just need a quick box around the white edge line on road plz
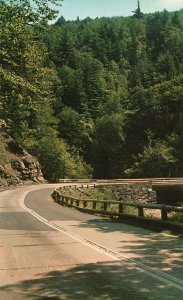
[20,188,183,292]
[19,189,119,262]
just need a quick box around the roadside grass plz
[168,212,183,224]
[144,209,161,220]
[0,138,9,165]
[59,187,118,201]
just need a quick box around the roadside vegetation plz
[1,1,183,182]
[59,186,118,201]
[0,143,8,165]
[169,212,183,224]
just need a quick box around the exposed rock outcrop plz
[0,129,44,188]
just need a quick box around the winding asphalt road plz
[0,184,183,299]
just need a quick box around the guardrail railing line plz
[52,185,183,227]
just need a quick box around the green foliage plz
[132,1,144,19]
[0,0,62,136]
[2,2,183,180]
[58,107,93,161]
[92,113,126,178]
[60,186,118,201]
[0,143,9,165]
[35,135,92,182]
[125,139,177,178]
[0,130,10,165]
[169,212,183,224]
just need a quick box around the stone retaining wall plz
[97,183,156,203]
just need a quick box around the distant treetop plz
[132,1,144,19]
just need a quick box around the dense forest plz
[1,0,183,181]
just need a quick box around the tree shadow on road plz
[1,261,182,300]
[69,218,183,279]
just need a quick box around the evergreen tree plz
[132,1,144,19]
[2,2,183,180]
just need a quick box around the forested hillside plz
[1,0,183,181]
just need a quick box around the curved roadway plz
[0,184,183,299]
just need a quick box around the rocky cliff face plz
[0,129,44,188]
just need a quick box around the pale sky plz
[60,0,183,21]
